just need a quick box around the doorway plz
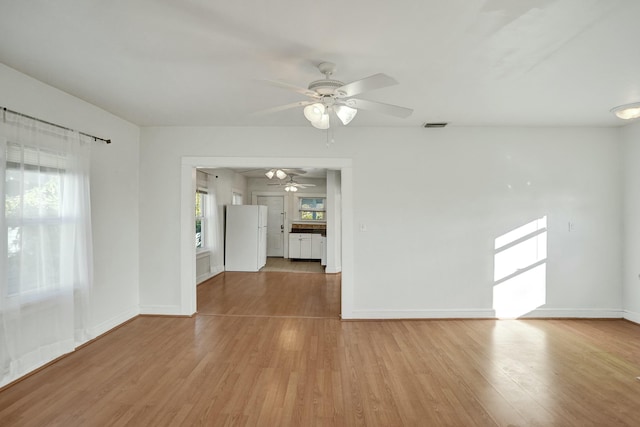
[256,195,285,257]
[180,156,354,318]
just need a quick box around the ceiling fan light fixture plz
[304,103,325,122]
[611,102,640,120]
[311,112,330,130]
[265,168,288,179]
[335,105,357,125]
[284,184,298,192]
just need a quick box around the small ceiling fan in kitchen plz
[268,175,316,192]
[235,168,308,179]
[259,62,413,129]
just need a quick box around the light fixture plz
[334,105,357,125]
[304,103,325,122]
[284,184,298,192]
[303,101,357,129]
[310,111,330,130]
[265,169,287,179]
[611,102,640,120]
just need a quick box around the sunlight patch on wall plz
[493,216,547,318]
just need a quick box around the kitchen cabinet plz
[289,233,323,259]
[311,234,323,259]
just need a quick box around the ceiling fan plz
[260,62,413,129]
[268,175,316,192]
[236,168,307,179]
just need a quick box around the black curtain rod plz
[2,106,111,144]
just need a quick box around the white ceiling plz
[1,0,639,128]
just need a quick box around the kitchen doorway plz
[180,156,354,318]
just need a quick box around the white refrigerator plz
[225,205,268,272]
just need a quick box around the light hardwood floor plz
[2,272,640,426]
[197,270,340,318]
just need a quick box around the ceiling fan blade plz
[336,73,398,98]
[296,183,316,188]
[252,100,314,116]
[346,98,413,118]
[260,79,320,98]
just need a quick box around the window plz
[1,113,94,389]
[232,191,243,205]
[195,190,206,248]
[6,143,67,296]
[299,197,326,221]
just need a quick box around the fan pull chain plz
[325,126,335,147]
[325,111,336,148]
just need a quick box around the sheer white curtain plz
[0,111,93,387]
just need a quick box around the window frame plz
[297,195,327,222]
[4,141,70,299]
[195,189,207,249]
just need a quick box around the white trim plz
[349,309,496,319]
[180,164,197,315]
[87,306,139,339]
[196,272,214,284]
[181,157,354,318]
[340,166,354,317]
[139,305,184,316]
[196,250,211,259]
[348,308,624,320]
[519,308,623,319]
[294,192,327,222]
[251,190,288,205]
[197,266,224,285]
[623,310,640,324]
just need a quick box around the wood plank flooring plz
[2,272,640,426]
[197,271,340,318]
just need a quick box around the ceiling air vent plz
[423,122,448,128]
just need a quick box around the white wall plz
[326,170,342,273]
[140,125,622,319]
[0,63,140,336]
[621,121,640,323]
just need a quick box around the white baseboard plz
[197,266,223,284]
[325,265,342,274]
[347,308,624,320]
[349,309,495,319]
[624,310,640,324]
[519,308,623,319]
[139,305,184,316]
[88,306,139,339]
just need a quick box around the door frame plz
[254,192,287,258]
[180,156,354,318]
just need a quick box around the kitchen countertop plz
[291,223,326,236]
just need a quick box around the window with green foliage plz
[299,197,326,221]
[195,190,206,248]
